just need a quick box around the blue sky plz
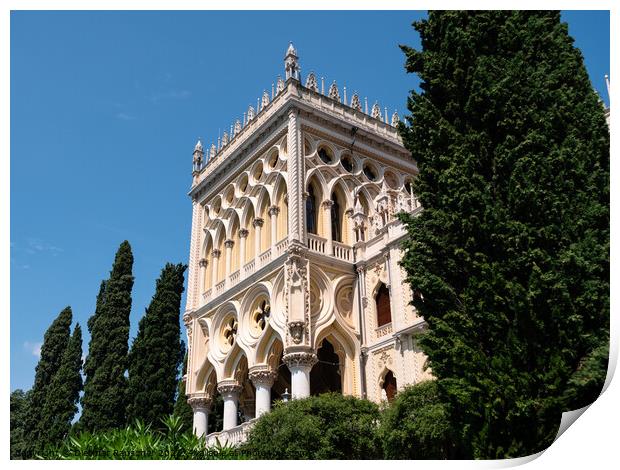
[10,10,610,392]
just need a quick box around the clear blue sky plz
[10,10,610,392]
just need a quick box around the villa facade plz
[182,43,432,444]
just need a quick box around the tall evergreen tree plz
[126,263,187,426]
[172,347,194,432]
[40,324,83,446]
[398,11,609,458]
[22,306,72,456]
[10,389,30,459]
[81,241,134,432]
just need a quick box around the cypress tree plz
[10,389,29,459]
[398,11,609,458]
[40,324,83,446]
[81,241,134,432]
[126,262,187,426]
[22,306,72,456]
[172,348,195,432]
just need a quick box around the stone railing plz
[376,322,393,338]
[229,269,241,287]
[205,419,256,448]
[243,259,256,277]
[307,233,326,254]
[259,249,272,266]
[215,280,226,297]
[274,237,289,257]
[202,288,212,303]
[333,241,353,262]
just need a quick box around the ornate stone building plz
[183,43,432,444]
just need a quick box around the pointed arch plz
[274,175,288,241]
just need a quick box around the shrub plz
[242,393,382,459]
[37,415,242,460]
[380,381,454,459]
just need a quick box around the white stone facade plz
[183,43,431,441]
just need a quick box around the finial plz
[328,81,340,102]
[285,42,300,80]
[350,93,362,111]
[343,86,347,105]
[605,74,610,101]
[276,75,285,94]
[364,97,369,114]
[272,82,275,99]
[194,138,203,153]
[371,102,382,120]
[262,90,270,109]
[305,72,318,92]
[384,107,388,123]
[391,110,400,127]
[243,112,247,126]
[321,77,325,95]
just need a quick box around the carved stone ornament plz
[288,320,306,344]
[371,102,382,120]
[305,72,319,92]
[187,395,212,411]
[252,217,264,228]
[217,380,242,396]
[248,366,277,387]
[321,199,334,210]
[239,228,249,238]
[268,205,280,216]
[328,81,340,102]
[276,75,285,94]
[224,239,235,249]
[350,93,362,111]
[182,312,192,326]
[199,258,209,268]
[212,249,222,258]
[283,351,318,369]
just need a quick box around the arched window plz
[382,371,397,402]
[376,283,391,326]
[331,192,342,242]
[306,185,317,234]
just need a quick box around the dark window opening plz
[306,185,317,234]
[383,371,397,402]
[331,193,342,242]
[310,340,342,395]
[318,148,332,164]
[376,283,392,327]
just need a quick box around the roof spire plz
[285,41,300,81]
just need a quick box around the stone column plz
[287,109,304,244]
[224,239,234,286]
[239,228,249,278]
[253,218,264,265]
[198,258,208,296]
[249,366,277,417]
[218,380,242,431]
[283,351,318,399]
[188,395,212,438]
[211,249,221,289]
[322,200,334,255]
[269,205,280,253]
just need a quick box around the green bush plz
[37,415,242,460]
[242,393,382,459]
[380,381,454,459]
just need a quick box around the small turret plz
[192,139,204,174]
[284,41,300,81]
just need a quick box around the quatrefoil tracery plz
[223,317,238,347]
[252,300,271,331]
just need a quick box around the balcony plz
[307,233,326,254]
[205,419,256,448]
[307,233,353,262]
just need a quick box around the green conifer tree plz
[126,263,187,427]
[398,11,609,458]
[81,241,134,432]
[10,389,30,459]
[40,324,83,446]
[22,306,72,456]
[172,348,194,432]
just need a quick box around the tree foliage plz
[23,306,73,456]
[242,393,382,459]
[398,11,609,458]
[127,262,187,427]
[11,389,30,459]
[81,241,135,432]
[40,324,83,446]
[172,348,195,433]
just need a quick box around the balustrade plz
[307,233,326,254]
[205,419,256,448]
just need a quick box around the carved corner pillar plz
[284,241,311,348]
[282,350,318,399]
[187,393,212,437]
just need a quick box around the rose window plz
[252,300,271,331]
[223,318,238,347]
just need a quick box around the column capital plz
[212,249,222,258]
[187,393,212,411]
[239,228,249,238]
[199,258,209,268]
[217,379,242,396]
[224,239,235,249]
[249,365,277,387]
[252,217,264,228]
[283,350,318,369]
[268,205,280,216]
[321,199,334,209]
